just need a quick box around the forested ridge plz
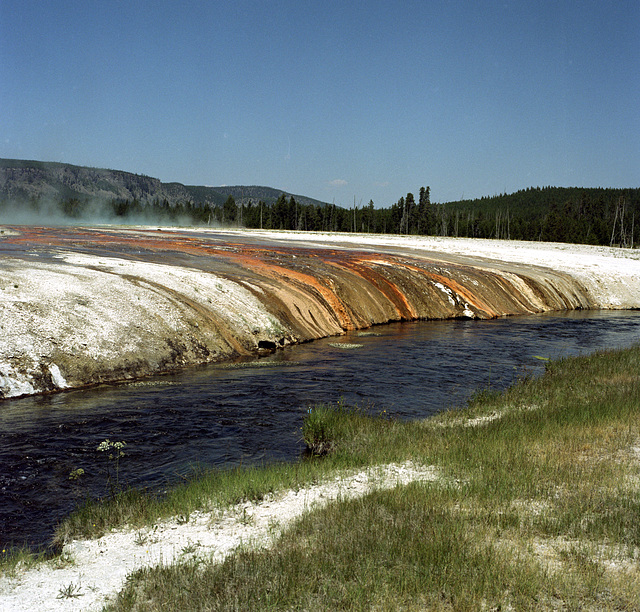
[435,187,640,246]
[1,157,638,247]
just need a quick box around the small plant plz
[180,541,200,556]
[267,518,281,537]
[133,531,148,546]
[302,405,336,456]
[238,507,254,526]
[57,581,82,599]
[69,467,85,481]
[49,550,75,570]
[302,403,355,456]
[97,439,127,497]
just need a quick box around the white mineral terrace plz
[1,227,639,400]
[246,230,640,309]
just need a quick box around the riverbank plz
[2,342,639,610]
[3,227,640,399]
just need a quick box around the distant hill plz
[183,184,328,209]
[0,158,329,209]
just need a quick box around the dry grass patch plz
[597,373,640,386]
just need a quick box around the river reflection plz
[2,310,640,550]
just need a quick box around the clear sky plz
[1,1,638,206]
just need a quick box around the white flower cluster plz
[97,439,126,460]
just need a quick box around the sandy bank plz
[0,462,438,612]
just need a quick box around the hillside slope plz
[0,159,327,209]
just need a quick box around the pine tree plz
[223,195,237,224]
[418,186,431,235]
[405,192,416,234]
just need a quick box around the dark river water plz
[2,310,640,551]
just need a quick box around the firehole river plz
[2,310,640,550]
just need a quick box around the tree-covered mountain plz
[0,158,327,210]
[0,158,193,204]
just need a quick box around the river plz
[2,310,640,551]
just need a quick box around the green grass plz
[101,344,640,610]
[109,486,548,611]
[54,402,406,547]
[6,343,640,609]
[54,461,328,546]
[0,546,75,579]
[0,547,47,578]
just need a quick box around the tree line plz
[2,186,638,247]
[440,187,639,247]
[215,187,434,234]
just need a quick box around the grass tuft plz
[0,547,47,577]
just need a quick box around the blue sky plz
[1,1,638,206]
